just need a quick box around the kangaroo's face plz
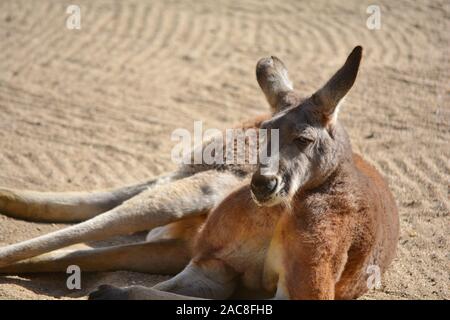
[251,47,362,207]
[252,100,340,206]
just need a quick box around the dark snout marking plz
[251,174,278,201]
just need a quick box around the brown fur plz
[189,152,399,299]
[176,46,399,300]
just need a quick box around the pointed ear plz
[312,46,362,123]
[256,56,296,113]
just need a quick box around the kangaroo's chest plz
[209,212,284,292]
[196,184,286,293]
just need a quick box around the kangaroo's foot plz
[89,285,205,300]
[89,259,237,300]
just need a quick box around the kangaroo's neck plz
[332,120,353,162]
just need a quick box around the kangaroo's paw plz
[88,285,130,300]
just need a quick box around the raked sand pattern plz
[0,0,448,299]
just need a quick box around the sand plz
[0,0,448,300]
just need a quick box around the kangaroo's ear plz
[256,56,297,113]
[312,46,362,123]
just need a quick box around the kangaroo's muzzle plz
[250,172,278,204]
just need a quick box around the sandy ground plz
[0,0,448,300]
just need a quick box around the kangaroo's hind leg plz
[0,173,177,223]
[0,170,243,267]
[0,239,191,275]
[0,215,206,274]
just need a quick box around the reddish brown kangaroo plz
[0,46,399,300]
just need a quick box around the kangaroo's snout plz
[250,172,278,203]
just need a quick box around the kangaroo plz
[0,46,399,300]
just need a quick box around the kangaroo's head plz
[250,46,362,207]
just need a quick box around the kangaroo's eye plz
[294,136,313,147]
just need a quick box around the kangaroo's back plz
[333,154,399,299]
[353,153,399,270]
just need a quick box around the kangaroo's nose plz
[250,173,278,201]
